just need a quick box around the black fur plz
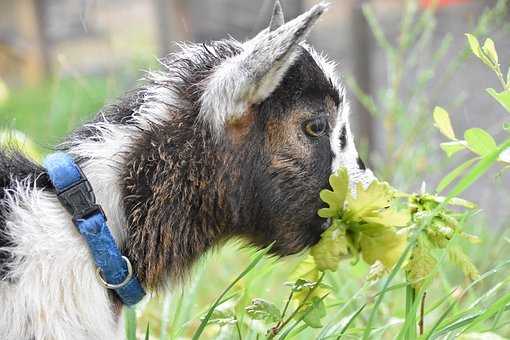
[357,156,366,170]
[339,125,347,149]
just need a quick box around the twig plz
[419,291,427,335]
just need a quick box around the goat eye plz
[303,117,328,138]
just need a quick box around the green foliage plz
[433,34,510,197]
[433,106,456,140]
[309,220,348,271]
[245,299,281,323]
[314,169,410,274]
[0,76,114,148]
[464,128,497,156]
[405,235,437,291]
[487,88,510,113]
[313,168,480,294]
[466,34,510,92]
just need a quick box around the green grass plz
[130,228,510,339]
[1,76,114,149]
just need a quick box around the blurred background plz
[1,0,509,338]
[1,0,509,219]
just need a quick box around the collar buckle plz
[56,172,105,221]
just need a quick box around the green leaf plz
[465,33,482,59]
[499,147,510,163]
[487,88,510,113]
[405,236,437,291]
[464,128,497,156]
[358,224,407,269]
[302,297,327,328]
[318,190,341,217]
[318,168,349,218]
[436,157,478,193]
[504,123,510,131]
[440,141,467,158]
[482,38,498,65]
[330,168,349,203]
[363,207,411,227]
[464,292,510,333]
[204,309,237,326]
[290,257,331,307]
[291,255,321,283]
[245,298,281,323]
[465,33,494,68]
[310,221,348,271]
[433,107,456,140]
[345,181,394,220]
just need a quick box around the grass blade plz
[431,304,510,338]
[436,157,478,193]
[447,139,510,199]
[191,245,272,340]
[336,304,366,339]
[125,308,137,340]
[145,323,150,340]
[462,292,510,333]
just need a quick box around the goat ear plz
[199,3,328,135]
[269,0,285,31]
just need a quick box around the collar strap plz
[44,152,145,306]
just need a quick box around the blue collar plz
[44,152,145,306]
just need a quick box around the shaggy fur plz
[0,2,374,338]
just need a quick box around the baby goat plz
[0,2,374,339]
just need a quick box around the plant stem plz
[268,273,326,339]
[235,316,243,340]
[420,292,427,335]
[271,291,294,335]
[192,245,271,340]
[280,291,294,321]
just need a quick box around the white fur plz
[0,180,124,339]
[0,117,156,339]
[134,84,179,129]
[301,44,376,186]
[329,99,375,186]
